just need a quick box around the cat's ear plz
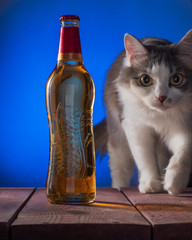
[124,33,148,66]
[175,30,192,68]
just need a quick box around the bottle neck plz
[57,20,82,62]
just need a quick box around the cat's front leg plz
[164,134,192,195]
[122,122,163,193]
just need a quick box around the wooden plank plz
[12,187,151,240]
[122,187,192,240]
[0,188,35,240]
[95,187,133,205]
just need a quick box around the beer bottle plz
[46,15,96,204]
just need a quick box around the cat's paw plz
[139,178,163,193]
[164,168,189,195]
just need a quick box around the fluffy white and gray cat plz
[94,30,192,195]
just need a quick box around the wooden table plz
[0,187,192,240]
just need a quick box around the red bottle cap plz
[60,15,80,22]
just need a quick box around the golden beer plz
[46,15,96,204]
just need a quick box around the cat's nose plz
[157,95,167,103]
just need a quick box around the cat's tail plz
[94,118,108,157]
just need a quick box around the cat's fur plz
[94,30,192,195]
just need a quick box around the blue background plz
[0,0,192,187]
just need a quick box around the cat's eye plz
[140,74,153,87]
[169,73,183,87]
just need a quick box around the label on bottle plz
[57,27,82,61]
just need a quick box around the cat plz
[94,30,192,195]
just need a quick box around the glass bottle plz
[46,15,96,204]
